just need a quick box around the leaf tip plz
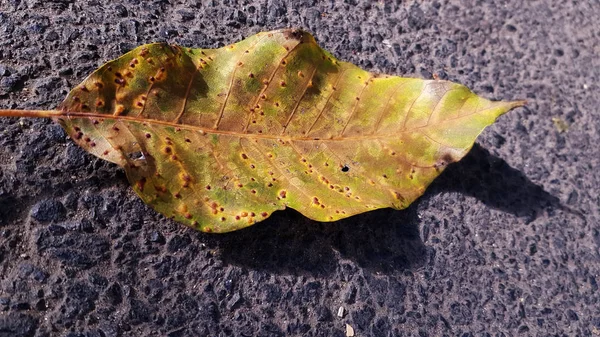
[510,99,528,108]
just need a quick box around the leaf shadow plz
[428,144,561,221]
[210,144,560,276]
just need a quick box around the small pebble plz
[346,324,354,337]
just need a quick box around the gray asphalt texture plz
[0,1,598,336]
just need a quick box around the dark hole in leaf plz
[341,165,350,172]
[128,151,145,161]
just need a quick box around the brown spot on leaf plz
[136,178,147,192]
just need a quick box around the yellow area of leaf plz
[0,29,525,232]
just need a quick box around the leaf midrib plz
[53,110,463,144]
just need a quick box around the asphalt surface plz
[0,1,598,336]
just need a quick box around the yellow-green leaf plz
[0,29,525,233]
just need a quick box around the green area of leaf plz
[0,29,525,233]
